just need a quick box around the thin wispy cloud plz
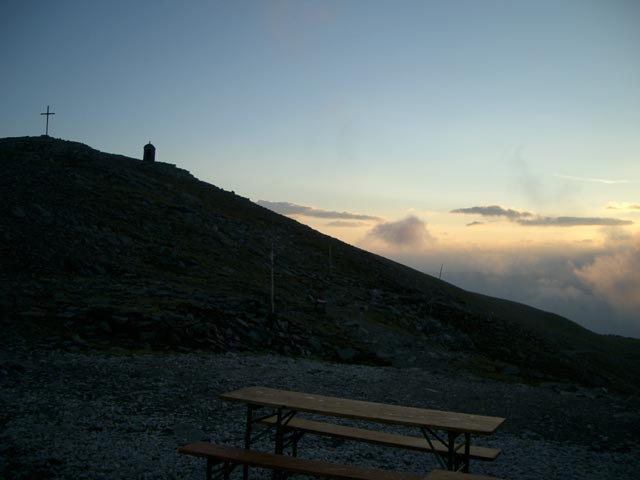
[519,217,632,227]
[554,174,631,185]
[606,202,640,211]
[326,220,365,228]
[257,200,382,222]
[452,205,633,227]
[517,217,633,227]
[451,205,532,220]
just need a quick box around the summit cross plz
[40,105,55,136]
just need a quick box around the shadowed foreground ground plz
[1,337,639,480]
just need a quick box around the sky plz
[2,0,639,337]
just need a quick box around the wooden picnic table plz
[220,386,505,474]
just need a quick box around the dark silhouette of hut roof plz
[143,142,156,162]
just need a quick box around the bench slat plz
[259,417,500,461]
[178,443,425,480]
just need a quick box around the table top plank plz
[219,387,504,435]
[426,470,505,480]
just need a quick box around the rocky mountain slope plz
[2,136,639,392]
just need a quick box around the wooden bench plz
[178,443,502,480]
[258,417,501,462]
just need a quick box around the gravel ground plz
[1,344,639,480]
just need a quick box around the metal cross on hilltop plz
[40,105,55,136]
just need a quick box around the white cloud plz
[362,215,435,249]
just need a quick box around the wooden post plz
[270,239,275,315]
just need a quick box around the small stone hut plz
[143,142,156,162]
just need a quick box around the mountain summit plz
[2,136,639,392]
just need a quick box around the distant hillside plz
[2,136,639,392]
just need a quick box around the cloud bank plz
[390,240,640,338]
[258,200,382,222]
[574,234,640,318]
[452,205,632,227]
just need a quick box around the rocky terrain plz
[2,135,640,394]
[1,136,640,478]
[1,335,639,480]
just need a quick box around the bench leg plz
[463,433,470,473]
[291,431,304,457]
[207,459,213,480]
[272,409,297,480]
[421,428,447,471]
[272,408,284,480]
[447,432,456,471]
[275,408,284,454]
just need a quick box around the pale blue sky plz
[3,1,639,336]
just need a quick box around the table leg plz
[244,405,255,480]
[275,408,284,454]
[420,427,447,470]
[463,432,470,473]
